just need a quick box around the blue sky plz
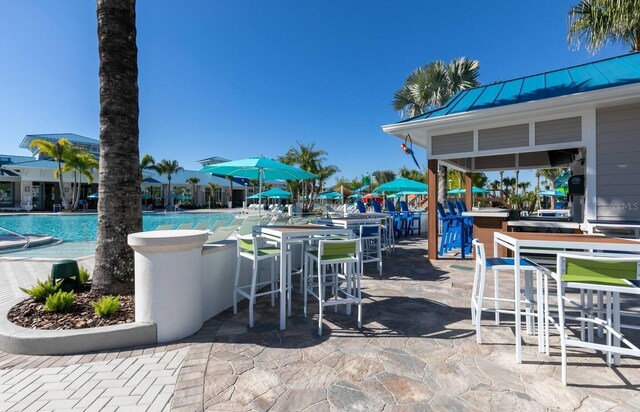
[0,1,629,186]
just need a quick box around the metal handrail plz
[0,225,30,248]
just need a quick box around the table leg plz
[514,248,522,364]
[279,238,287,330]
[613,292,621,366]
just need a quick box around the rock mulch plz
[7,292,134,330]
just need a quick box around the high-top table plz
[316,216,383,231]
[493,232,640,363]
[256,225,353,330]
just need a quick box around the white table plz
[316,216,383,231]
[493,232,640,363]
[257,225,353,330]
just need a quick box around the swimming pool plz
[0,212,235,242]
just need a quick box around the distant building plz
[0,133,255,211]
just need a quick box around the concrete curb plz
[0,299,157,355]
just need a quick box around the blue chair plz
[371,200,382,213]
[356,200,367,213]
[455,200,474,247]
[385,200,404,238]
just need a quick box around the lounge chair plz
[205,226,238,243]
[193,222,210,230]
[176,223,193,230]
[155,224,174,230]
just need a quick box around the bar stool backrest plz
[385,200,396,213]
[472,239,486,268]
[319,239,358,260]
[372,200,382,213]
[557,252,640,285]
[437,203,448,219]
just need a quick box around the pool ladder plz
[0,225,30,248]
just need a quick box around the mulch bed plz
[8,292,134,330]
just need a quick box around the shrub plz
[43,290,75,313]
[78,267,91,285]
[92,295,120,317]
[20,279,61,302]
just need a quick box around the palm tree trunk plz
[93,0,141,296]
[437,164,447,203]
[57,165,69,209]
[168,177,172,209]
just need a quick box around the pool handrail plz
[0,225,30,248]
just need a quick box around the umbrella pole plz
[258,170,263,216]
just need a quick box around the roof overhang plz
[382,82,640,150]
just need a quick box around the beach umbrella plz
[554,171,571,187]
[397,190,428,196]
[387,193,400,199]
[362,193,383,202]
[375,177,427,193]
[87,192,99,199]
[539,189,567,198]
[201,157,316,214]
[348,193,362,199]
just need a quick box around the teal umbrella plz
[201,157,316,214]
[375,178,427,193]
[348,193,362,199]
[259,188,292,198]
[447,187,489,195]
[539,189,567,198]
[387,193,400,199]
[397,190,428,196]
[87,192,99,199]
[317,190,342,200]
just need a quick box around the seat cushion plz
[486,257,535,269]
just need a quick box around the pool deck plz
[1,238,639,411]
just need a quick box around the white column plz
[128,230,209,343]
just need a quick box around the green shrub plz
[43,290,75,313]
[79,267,91,285]
[20,279,61,302]
[92,295,120,317]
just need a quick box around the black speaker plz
[568,175,585,196]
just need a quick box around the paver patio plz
[1,238,639,411]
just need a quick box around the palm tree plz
[498,170,505,199]
[372,170,396,185]
[29,137,73,209]
[207,182,219,208]
[63,149,99,210]
[517,181,531,195]
[93,0,141,295]
[279,142,332,211]
[186,177,200,205]
[515,170,520,194]
[392,58,480,117]
[139,153,155,173]
[568,0,640,53]
[538,168,567,208]
[155,159,183,207]
[392,57,480,203]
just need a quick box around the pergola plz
[382,53,640,259]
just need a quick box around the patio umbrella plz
[375,177,427,193]
[386,193,400,199]
[317,190,342,200]
[447,187,489,195]
[201,157,316,215]
[348,193,362,199]
[539,189,567,198]
[397,190,428,196]
[362,193,383,202]
[554,171,571,187]
[87,192,99,199]
[259,188,292,198]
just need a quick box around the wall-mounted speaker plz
[568,175,585,196]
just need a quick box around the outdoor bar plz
[382,53,640,259]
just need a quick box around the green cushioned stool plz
[50,259,81,291]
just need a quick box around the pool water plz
[0,212,235,242]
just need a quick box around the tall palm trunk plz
[437,164,447,203]
[93,0,141,295]
[57,163,69,209]
[499,171,504,200]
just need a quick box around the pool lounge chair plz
[176,223,193,230]
[193,221,210,230]
[205,226,239,243]
[155,224,175,230]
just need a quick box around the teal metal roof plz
[2,159,61,169]
[19,133,99,149]
[401,52,640,123]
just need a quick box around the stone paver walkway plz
[0,345,188,411]
[2,238,640,411]
[172,239,640,411]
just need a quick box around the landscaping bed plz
[8,292,134,330]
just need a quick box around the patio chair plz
[371,200,382,213]
[233,234,289,328]
[359,223,382,275]
[551,252,640,385]
[471,239,543,356]
[385,200,405,238]
[154,224,175,230]
[304,238,362,336]
[356,200,367,213]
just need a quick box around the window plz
[0,182,13,206]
